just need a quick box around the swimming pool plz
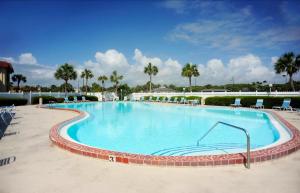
[51,102,291,156]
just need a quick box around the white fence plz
[129,91,300,101]
[1,91,299,105]
[0,92,103,104]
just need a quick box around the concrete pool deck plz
[0,105,300,193]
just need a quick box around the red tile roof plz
[0,61,14,73]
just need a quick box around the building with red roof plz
[0,61,14,92]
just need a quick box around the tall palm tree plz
[181,63,200,92]
[11,74,27,92]
[110,70,123,94]
[144,62,158,92]
[274,52,300,91]
[80,71,85,92]
[54,63,77,95]
[98,75,108,91]
[81,69,94,94]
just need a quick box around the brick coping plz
[48,105,300,167]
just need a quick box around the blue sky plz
[1,0,300,86]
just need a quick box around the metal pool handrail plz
[196,121,251,169]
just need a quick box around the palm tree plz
[12,74,27,92]
[144,62,158,92]
[110,70,123,94]
[274,52,300,91]
[80,71,85,92]
[81,69,94,94]
[181,63,200,92]
[98,75,108,91]
[54,63,77,95]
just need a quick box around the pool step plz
[151,143,259,156]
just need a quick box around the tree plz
[80,71,85,92]
[98,75,108,91]
[81,69,94,94]
[181,63,200,92]
[110,70,123,94]
[11,74,27,92]
[54,63,77,95]
[144,62,158,92]
[274,52,300,91]
[91,82,101,92]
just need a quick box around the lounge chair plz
[161,97,167,102]
[230,98,241,107]
[156,97,160,102]
[250,99,264,109]
[191,99,200,106]
[82,96,87,102]
[272,99,293,111]
[167,97,172,103]
[140,96,144,102]
[74,96,78,103]
[149,96,153,102]
[171,97,178,103]
[179,97,186,104]
[64,97,70,103]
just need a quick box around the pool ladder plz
[197,121,251,169]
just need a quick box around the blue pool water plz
[52,102,283,156]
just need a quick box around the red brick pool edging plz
[48,107,300,167]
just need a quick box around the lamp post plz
[269,84,273,93]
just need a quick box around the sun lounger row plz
[139,96,200,105]
[230,98,293,110]
[63,96,89,103]
[0,105,15,140]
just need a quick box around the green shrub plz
[152,96,157,101]
[186,96,202,101]
[205,96,300,108]
[32,96,57,104]
[68,96,74,101]
[83,95,98,101]
[0,98,28,106]
[144,96,150,100]
[159,96,164,100]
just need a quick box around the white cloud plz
[18,53,37,65]
[1,50,284,86]
[0,57,15,63]
[198,54,275,85]
[95,49,128,67]
[160,0,186,14]
[271,56,278,64]
[0,53,56,85]
[166,1,300,50]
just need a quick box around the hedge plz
[0,98,28,106]
[83,95,98,101]
[205,96,300,108]
[32,96,58,104]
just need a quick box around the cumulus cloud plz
[166,1,300,50]
[18,53,37,65]
[0,53,56,85]
[1,50,282,86]
[198,54,275,85]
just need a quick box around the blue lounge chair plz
[64,97,70,103]
[74,96,78,103]
[156,97,160,102]
[171,97,178,103]
[140,96,144,102]
[230,98,241,107]
[272,99,293,111]
[179,97,186,104]
[191,99,200,106]
[167,97,172,103]
[149,96,153,102]
[161,97,167,102]
[251,99,264,109]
